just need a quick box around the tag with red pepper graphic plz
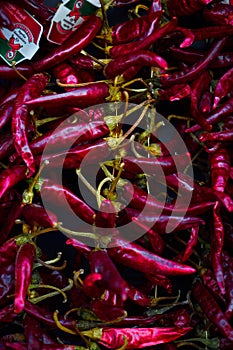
[0,3,43,66]
[47,0,100,45]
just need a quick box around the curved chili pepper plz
[213,67,233,108]
[190,71,212,131]
[199,91,213,113]
[209,148,230,193]
[26,82,110,109]
[14,242,36,313]
[66,238,92,257]
[167,0,213,16]
[108,237,196,276]
[11,73,49,175]
[0,130,15,161]
[0,164,27,199]
[171,47,233,69]
[159,83,191,101]
[192,281,233,341]
[22,203,58,228]
[161,37,227,87]
[89,249,128,300]
[186,96,233,133]
[191,25,233,41]
[203,3,233,26]
[106,17,177,58]
[29,120,109,156]
[210,203,225,296]
[0,101,14,129]
[106,11,162,45]
[32,15,102,72]
[174,226,199,263]
[52,62,82,92]
[0,64,34,79]
[118,207,205,233]
[104,50,168,79]
[82,326,192,348]
[200,268,226,304]
[40,179,96,225]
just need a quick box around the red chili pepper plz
[125,282,153,307]
[91,299,126,322]
[14,242,36,313]
[11,73,49,176]
[161,37,227,87]
[187,96,233,133]
[0,101,14,130]
[40,179,96,225]
[203,3,233,26]
[89,249,128,300]
[192,281,233,341]
[0,130,15,161]
[171,47,233,69]
[106,17,177,58]
[209,148,230,193]
[167,0,213,16]
[191,25,233,41]
[222,255,233,322]
[104,50,168,79]
[200,268,226,304]
[66,238,92,257]
[32,15,102,72]
[0,165,27,199]
[22,203,58,228]
[29,120,109,156]
[159,83,191,101]
[213,67,233,109]
[0,64,34,79]
[118,207,204,233]
[36,139,110,169]
[52,62,82,92]
[174,226,199,263]
[199,91,213,113]
[26,82,110,110]
[0,196,22,245]
[106,11,163,45]
[199,130,233,143]
[82,326,192,348]
[108,237,196,276]
[190,71,213,131]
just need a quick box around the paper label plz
[0,3,43,66]
[47,0,100,45]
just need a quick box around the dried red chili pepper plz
[82,326,192,348]
[213,67,233,109]
[32,15,102,72]
[190,71,212,131]
[0,195,22,245]
[11,73,49,175]
[161,37,227,87]
[52,62,82,92]
[0,130,15,161]
[167,0,213,16]
[106,17,177,58]
[108,237,196,276]
[209,148,230,193]
[39,179,96,225]
[192,281,233,341]
[174,226,199,263]
[0,101,14,130]
[159,83,191,101]
[105,11,162,45]
[0,165,27,199]
[200,268,226,304]
[200,130,233,142]
[192,25,233,41]
[203,3,233,26]
[104,50,168,79]
[0,64,34,79]
[22,203,58,228]
[29,120,109,156]
[199,91,213,113]
[26,82,110,110]
[14,242,36,313]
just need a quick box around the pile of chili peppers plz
[1,0,233,349]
